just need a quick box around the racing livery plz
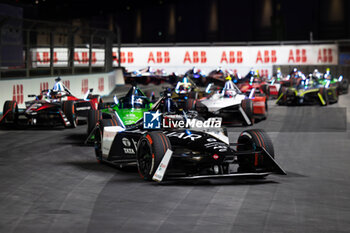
[93,96,285,182]
[1,88,100,128]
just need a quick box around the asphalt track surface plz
[0,91,350,233]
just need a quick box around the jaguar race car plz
[93,95,286,182]
[0,88,101,128]
[86,85,153,139]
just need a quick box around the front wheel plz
[137,132,172,181]
[237,129,274,172]
[2,100,18,124]
[87,110,102,136]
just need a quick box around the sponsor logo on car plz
[122,137,131,147]
[123,148,135,154]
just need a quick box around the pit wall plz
[0,69,124,113]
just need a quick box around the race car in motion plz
[124,66,169,85]
[86,85,153,139]
[93,93,286,182]
[276,77,338,106]
[1,88,101,128]
[195,81,267,125]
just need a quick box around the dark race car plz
[276,77,338,106]
[0,88,101,128]
[92,92,286,182]
[124,66,169,85]
[183,67,207,86]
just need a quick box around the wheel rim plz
[137,139,152,176]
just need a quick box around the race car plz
[320,68,349,95]
[93,94,286,182]
[86,85,153,138]
[124,66,169,85]
[276,77,338,106]
[183,67,207,86]
[265,67,285,98]
[195,82,267,125]
[237,69,271,98]
[206,67,227,85]
[0,88,100,128]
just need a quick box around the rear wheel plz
[94,127,103,163]
[2,100,18,123]
[241,99,254,126]
[237,129,274,172]
[137,132,171,181]
[261,85,270,98]
[63,101,77,128]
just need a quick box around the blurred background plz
[0,0,350,78]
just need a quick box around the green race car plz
[276,78,338,106]
[86,86,153,139]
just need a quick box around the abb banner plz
[32,48,104,67]
[31,44,338,75]
[0,71,120,112]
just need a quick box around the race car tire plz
[319,88,329,106]
[237,129,275,172]
[87,109,102,136]
[94,127,104,163]
[137,132,172,181]
[186,98,197,111]
[261,85,270,98]
[63,101,78,128]
[241,99,254,126]
[99,116,120,132]
[2,100,18,123]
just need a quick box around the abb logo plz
[82,79,89,94]
[256,50,277,63]
[220,51,243,64]
[183,51,207,64]
[13,84,23,104]
[98,78,104,91]
[259,69,269,77]
[40,82,49,92]
[75,52,97,64]
[36,52,58,64]
[288,49,307,63]
[63,80,70,89]
[147,51,170,63]
[113,52,134,64]
[317,48,333,63]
